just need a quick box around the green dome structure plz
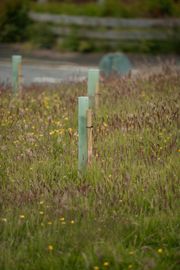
[99,52,132,76]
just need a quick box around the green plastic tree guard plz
[87,68,99,109]
[12,55,22,94]
[78,96,89,172]
[99,52,132,77]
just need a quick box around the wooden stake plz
[87,109,93,165]
[95,82,100,110]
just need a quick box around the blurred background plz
[0,0,180,84]
[0,0,179,54]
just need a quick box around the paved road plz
[0,53,179,86]
[0,60,91,85]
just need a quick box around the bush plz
[31,0,180,18]
[28,23,56,49]
[148,0,173,17]
[0,0,30,42]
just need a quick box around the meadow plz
[0,66,180,270]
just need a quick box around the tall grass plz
[0,67,180,270]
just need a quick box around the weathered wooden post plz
[95,82,100,110]
[12,55,22,94]
[78,96,89,172]
[87,68,99,109]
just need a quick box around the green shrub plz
[31,1,102,17]
[0,0,30,42]
[101,0,123,17]
[31,0,180,18]
[148,0,173,17]
[78,40,95,52]
[28,23,56,49]
[58,30,80,51]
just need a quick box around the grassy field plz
[0,67,180,270]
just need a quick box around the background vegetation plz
[0,0,30,42]
[0,0,180,53]
[32,0,180,18]
[0,67,180,270]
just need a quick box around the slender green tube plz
[78,96,89,172]
[87,68,99,109]
[12,55,22,94]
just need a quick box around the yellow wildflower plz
[93,266,99,270]
[157,248,163,254]
[19,215,25,219]
[1,218,7,222]
[59,217,65,221]
[58,128,64,135]
[103,262,109,267]
[39,211,44,215]
[70,220,75,224]
[49,131,55,136]
[68,128,73,132]
[47,221,52,225]
[48,245,53,251]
